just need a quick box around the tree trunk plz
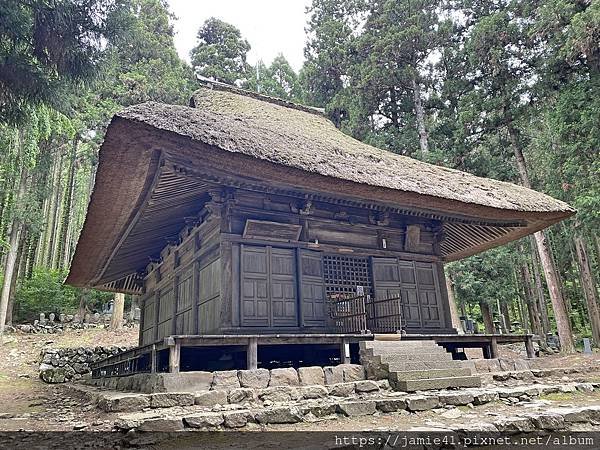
[529,237,550,335]
[521,263,543,336]
[574,234,600,347]
[57,138,78,270]
[411,75,429,155]
[47,149,64,269]
[480,301,495,334]
[508,126,575,353]
[445,271,463,333]
[500,301,511,333]
[0,163,29,334]
[110,293,125,330]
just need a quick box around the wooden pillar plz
[150,344,157,373]
[169,341,180,373]
[490,336,499,359]
[247,337,258,370]
[482,344,492,359]
[525,335,536,359]
[340,339,350,364]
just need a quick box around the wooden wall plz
[139,187,455,344]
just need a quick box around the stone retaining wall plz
[39,346,132,383]
[85,364,367,393]
[63,379,600,431]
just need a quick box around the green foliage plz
[246,55,302,101]
[0,0,129,125]
[13,268,77,322]
[448,246,520,311]
[190,17,251,84]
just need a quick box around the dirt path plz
[0,329,136,431]
[1,329,599,435]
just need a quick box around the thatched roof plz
[66,82,573,293]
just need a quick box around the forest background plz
[0,0,598,353]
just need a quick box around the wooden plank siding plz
[139,187,458,342]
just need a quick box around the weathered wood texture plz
[139,188,457,342]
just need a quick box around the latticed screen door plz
[322,255,373,297]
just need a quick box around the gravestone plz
[39,313,46,326]
[583,338,592,355]
[49,313,55,323]
[59,314,66,323]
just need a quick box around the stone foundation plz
[84,364,366,393]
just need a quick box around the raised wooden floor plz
[90,332,535,379]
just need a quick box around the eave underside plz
[88,153,549,295]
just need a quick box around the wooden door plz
[397,261,423,329]
[241,246,270,326]
[372,258,443,331]
[270,248,297,326]
[300,250,327,327]
[240,245,298,327]
[415,262,443,329]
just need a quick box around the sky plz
[167,0,312,71]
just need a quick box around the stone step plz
[385,360,469,371]
[378,352,454,363]
[361,340,439,349]
[362,346,450,357]
[394,375,481,392]
[388,368,473,382]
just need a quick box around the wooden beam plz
[168,341,180,373]
[247,337,258,370]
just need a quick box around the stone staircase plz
[359,339,481,392]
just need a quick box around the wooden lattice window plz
[323,255,372,297]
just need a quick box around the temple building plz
[66,81,573,377]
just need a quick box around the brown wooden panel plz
[415,262,443,328]
[240,245,298,327]
[270,248,297,326]
[241,246,270,326]
[300,250,327,326]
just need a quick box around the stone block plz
[323,366,344,385]
[439,392,474,406]
[527,413,565,430]
[161,372,213,392]
[258,386,294,403]
[298,366,325,386]
[255,406,303,424]
[494,417,535,433]
[211,370,241,390]
[150,392,194,408]
[98,394,150,412]
[223,410,253,428]
[194,390,228,407]
[137,417,184,432]
[327,383,355,397]
[473,391,498,405]
[576,383,594,393]
[342,364,366,382]
[336,400,377,417]
[269,368,299,386]
[184,412,224,428]
[406,395,440,412]
[299,385,328,399]
[376,398,407,413]
[238,369,270,389]
[40,367,66,384]
[301,403,337,417]
[354,380,379,393]
[228,388,256,404]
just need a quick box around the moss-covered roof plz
[118,84,572,215]
[65,83,574,293]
